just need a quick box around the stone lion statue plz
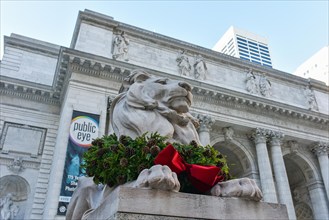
[66,70,262,220]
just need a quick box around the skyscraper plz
[213,26,273,68]
[293,46,328,85]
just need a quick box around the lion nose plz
[179,82,192,92]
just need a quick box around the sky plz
[0,0,328,74]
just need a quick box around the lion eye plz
[155,79,167,85]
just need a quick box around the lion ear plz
[119,70,150,93]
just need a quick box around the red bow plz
[154,144,224,192]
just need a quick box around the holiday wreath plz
[82,133,231,193]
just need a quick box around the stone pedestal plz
[86,186,288,220]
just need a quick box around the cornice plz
[59,48,329,127]
[192,87,328,126]
[0,76,60,105]
[4,35,60,57]
[72,10,328,90]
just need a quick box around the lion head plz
[110,70,200,145]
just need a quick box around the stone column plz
[311,142,329,199]
[253,128,278,203]
[269,131,296,220]
[196,114,214,146]
[308,182,329,220]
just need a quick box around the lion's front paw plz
[133,165,180,192]
[210,178,263,201]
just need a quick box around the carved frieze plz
[193,55,207,80]
[304,85,319,111]
[176,50,192,77]
[245,69,272,97]
[112,31,130,61]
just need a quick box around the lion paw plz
[133,165,180,192]
[210,178,263,201]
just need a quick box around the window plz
[250,52,260,57]
[251,60,261,64]
[262,59,272,64]
[249,45,258,50]
[238,45,248,50]
[251,56,260,61]
[250,48,259,53]
[259,44,268,50]
[237,37,247,42]
[248,41,257,46]
[261,56,271,61]
[237,42,248,47]
[240,52,250,57]
[262,64,272,68]
[239,48,249,54]
[240,56,250,61]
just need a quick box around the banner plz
[57,111,99,215]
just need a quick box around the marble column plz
[308,182,329,220]
[269,131,296,220]
[311,142,329,200]
[196,114,214,146]
[253,128,278,203]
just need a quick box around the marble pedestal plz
[86,186,288,220]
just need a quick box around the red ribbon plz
[154,144,225,192]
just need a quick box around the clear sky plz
[1,0,328,74]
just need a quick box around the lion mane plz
[109,69,200,145]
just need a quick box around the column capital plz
[268,130,284,146]
[195,114,214,132]
[250,128,269,144]
[311,142,329,156]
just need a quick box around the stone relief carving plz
[287,140,299,154]
[223,127,235,142]
[176,50,192,77]
[67,70,262,219]
[245,69,258,94]
[0,193,19,220]
[304,85,318,111]
[193,55,207,80]
[112,31,130,61]
[7,158,25,174]
[259,74,272,97]
[245,70,272,97]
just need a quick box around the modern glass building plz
[213,26,273,68]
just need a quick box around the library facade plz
[0,10,328,220]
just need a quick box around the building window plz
[237,41,248,47]
[240,56,250,61]
[259,44,269,50]
[237,37,247,42]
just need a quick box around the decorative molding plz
[193,113,214,132]
[286,140,299,154]
[304,85,319,111]
[193,55,207,80]
[310,142,329,156]
[112,31,130,61]
[7,157,25,174]
[222,127,235,142]
[176,50,192,77]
